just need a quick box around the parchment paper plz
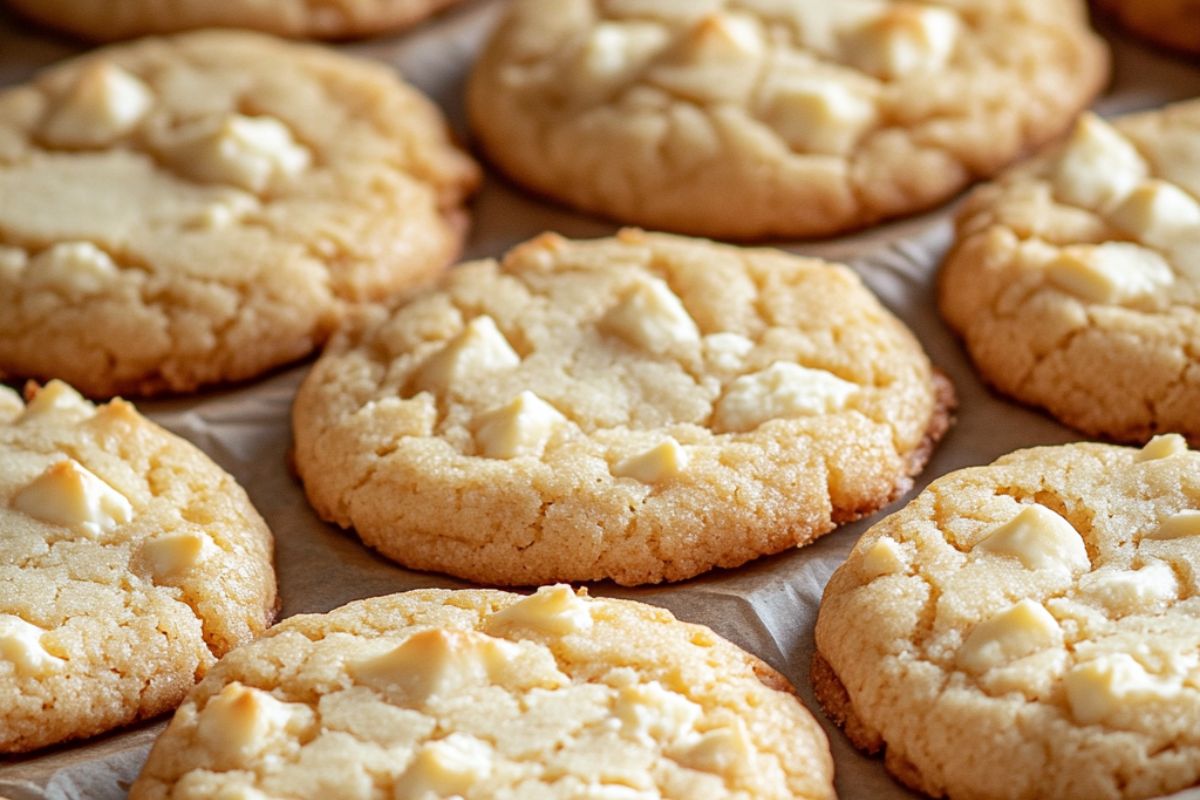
[2,4,1200,798]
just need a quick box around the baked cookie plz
[1097,0,1200,55]
[467,0,1108,240]
[813,437,1200,800]
[4,0,467,41]
[0,380,276,753]
[940,107,1200,445]
[0,30,479,397]
[130,585,835,799]
[293,230,954,586]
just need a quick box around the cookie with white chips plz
[940,105,1200,445]
[814,436,1200,800]
[0,381,276,752]
[131,585,835,800]
[292,230,954,586]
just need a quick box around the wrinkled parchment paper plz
[2,4,1200,798]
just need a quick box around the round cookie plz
[467,0,1108,240]
[0,380,277,753]
[1097,0,1200,55]
[813,436,1200,800]
[130,584,835,800]
[0,30,479,397]
[4,0,467,41]
[293,230,954,586]
[939,106,1200,445]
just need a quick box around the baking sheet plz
[1,3,1199,798]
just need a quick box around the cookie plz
[0,30,479,397]
[466,0,1108,240]
[293,230,954,586]
[1097,0,1200,55]
[130,584,835,799]
[0,380,277,753]
[3,0,467,41]
[813,437,1200,800]
[939,107,1200,445]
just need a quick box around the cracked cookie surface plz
[0,380,276,753]
[0,30,479,397]
[3,0,468,41]
[292,230,954,586]
[813,437,1200,800]
[467,0,1108,240]
[1097,0,1200,55]
[939,105,1200,445]
[130,585,835,800]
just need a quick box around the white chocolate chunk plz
[767,78,877,156]
[196,683,310,763]
[394,734,493,800]
[841,4,960,80]
[1110,180,1200,246]
[415,316,520,392]
[613,438,689,484]
[474,391,566,459]
[1065,654,1183,725]
[351,629,522,707]
[649,13,763,101]
[1078,562,1178,612]
[860,537,907,579]
[974,505,1089,575]
[490,584,594,636]
[155,114,311,193]
[12,459,133,536]
[714,362,857,432]
[702,332,754,371]
[214,787,269,800]
[614,682,703,745]
[41,62,152,148]
[188,192,261,230]
[1046,243,1174,305]
[684,12,763,59]
[1136,434,1189,462]
[577,22,669,81]
[27,242,120,296]
[602,277,700,354]
[957,599,1063,675]
[1146,510,1200,540]
[0,615,63,676]
[143,532,214,578]
[669,719,754,777]
[1052,114,1147,212]
[17,380,92,423]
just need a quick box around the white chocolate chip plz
[490,584,594,636]
[602,277,700,354]
[154,114,311,193]
[394,734,493,800]
[1078,562,1178,612]
[187,192,261,230]
[1065,654,1183,725]
[1146,510,1200,540]
[613,438,689,484]
[973,505,1089,575]
[196,683,311,764]
[415,316,520,393]
[648,13,764,102]
[766,78,877,156]
[683,12,763,59]
[577,22,670,82]
[702,332,754,371]
[27,242,120,296]
[0,615,64,676]
[1052,114,1147,212]
[1136,434,1189,462]
[1046,243,1174,305]
[668,719,754,778]
[12,458,133,536]
[17,380,93,423]
[1109,180,1200,246]
[614,682,703,745]
[474,391,567,459]
[143,532,214,578]
[41,62,152,148]
[714,362,858,433]
[859,537,907,579]
[841,4,960,80]
[957,599,1063,675]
